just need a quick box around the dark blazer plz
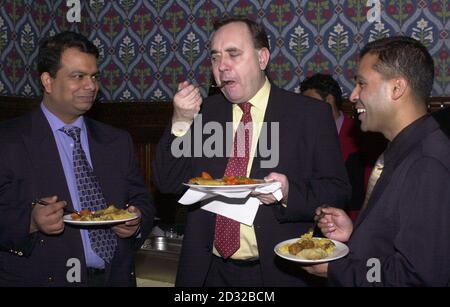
[0,108,155,287]
[328,115,450,286]
[338,115,365,216]
[153,85,351,286]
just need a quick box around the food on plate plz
[188,171,259,185]
[279,232,336,260]
[70,205,135,221]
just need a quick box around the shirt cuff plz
[171,121,192,137]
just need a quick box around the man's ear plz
[392,78,407,101]
[258,47,270,70]
[325,94,336,105]
[40,72,53,94]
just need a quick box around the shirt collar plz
[40,102,85,133]
[384,114,429,166]
[248,76,271,111]
[232,77,270,112]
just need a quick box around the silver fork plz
[203,81,230,88]
[32,198,79,216]
[307,205,329,237]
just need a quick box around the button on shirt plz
[41,103,105,269]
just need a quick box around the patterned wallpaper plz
[0,0,449,102]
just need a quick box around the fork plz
[32,198,80,216]
[307,205,329,237]
[201,81,230,89]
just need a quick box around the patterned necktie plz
[61,126,117,263]
[361,153,384,210]
[214,102,252,258]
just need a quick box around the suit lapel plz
[250,85,286,178]
[209,96,233,176]
[22,109,74,211]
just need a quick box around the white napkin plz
[178,181,283,225]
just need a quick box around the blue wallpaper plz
[0,0,449,101]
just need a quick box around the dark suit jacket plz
[338,116,365,216]
[153,85,351,286]
[0,108,155,287]
[328,115,450,286]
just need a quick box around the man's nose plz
[218,57,229,72]
[84,76,97,90]
[349,87,359,103]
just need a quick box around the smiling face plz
[41,47,99,124]
[350,53,396,137]
[210,21,269,104]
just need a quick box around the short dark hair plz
[213,16,270,51]
[360,36,434,103]
[300,73,343,109]
[37,31,99,77]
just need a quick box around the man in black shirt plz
[304,37,450,286]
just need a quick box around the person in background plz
[300,74,366,219]
[153,16,351,287]
[304,36,450,286]
[0,31,155,286]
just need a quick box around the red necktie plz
[214,102,252,258]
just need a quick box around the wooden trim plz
[1,95,448,224]
[2,95,448,128]
[0,96,173,143]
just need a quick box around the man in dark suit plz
[304,37,450,286]
[153,17,351,286]
[0,31,155,286]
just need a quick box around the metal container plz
[136,236,183,285]
[151,236,168,251]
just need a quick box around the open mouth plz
[214,80,234,88]
[356,108,366,114]
[356,107,366,120]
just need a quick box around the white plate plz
[63,213,139,226]
[183,180,273,192]
[274,238,349,264]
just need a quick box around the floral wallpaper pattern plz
[0,0,449,102]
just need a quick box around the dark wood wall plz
[1,95,449,224]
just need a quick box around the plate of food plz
[64,205,139,226]
[274,232,349,264]
[184,172,275,192]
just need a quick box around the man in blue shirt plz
[0,31,155,286]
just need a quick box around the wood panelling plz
[1,95,449,224]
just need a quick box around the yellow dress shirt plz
[212,78,271,260]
